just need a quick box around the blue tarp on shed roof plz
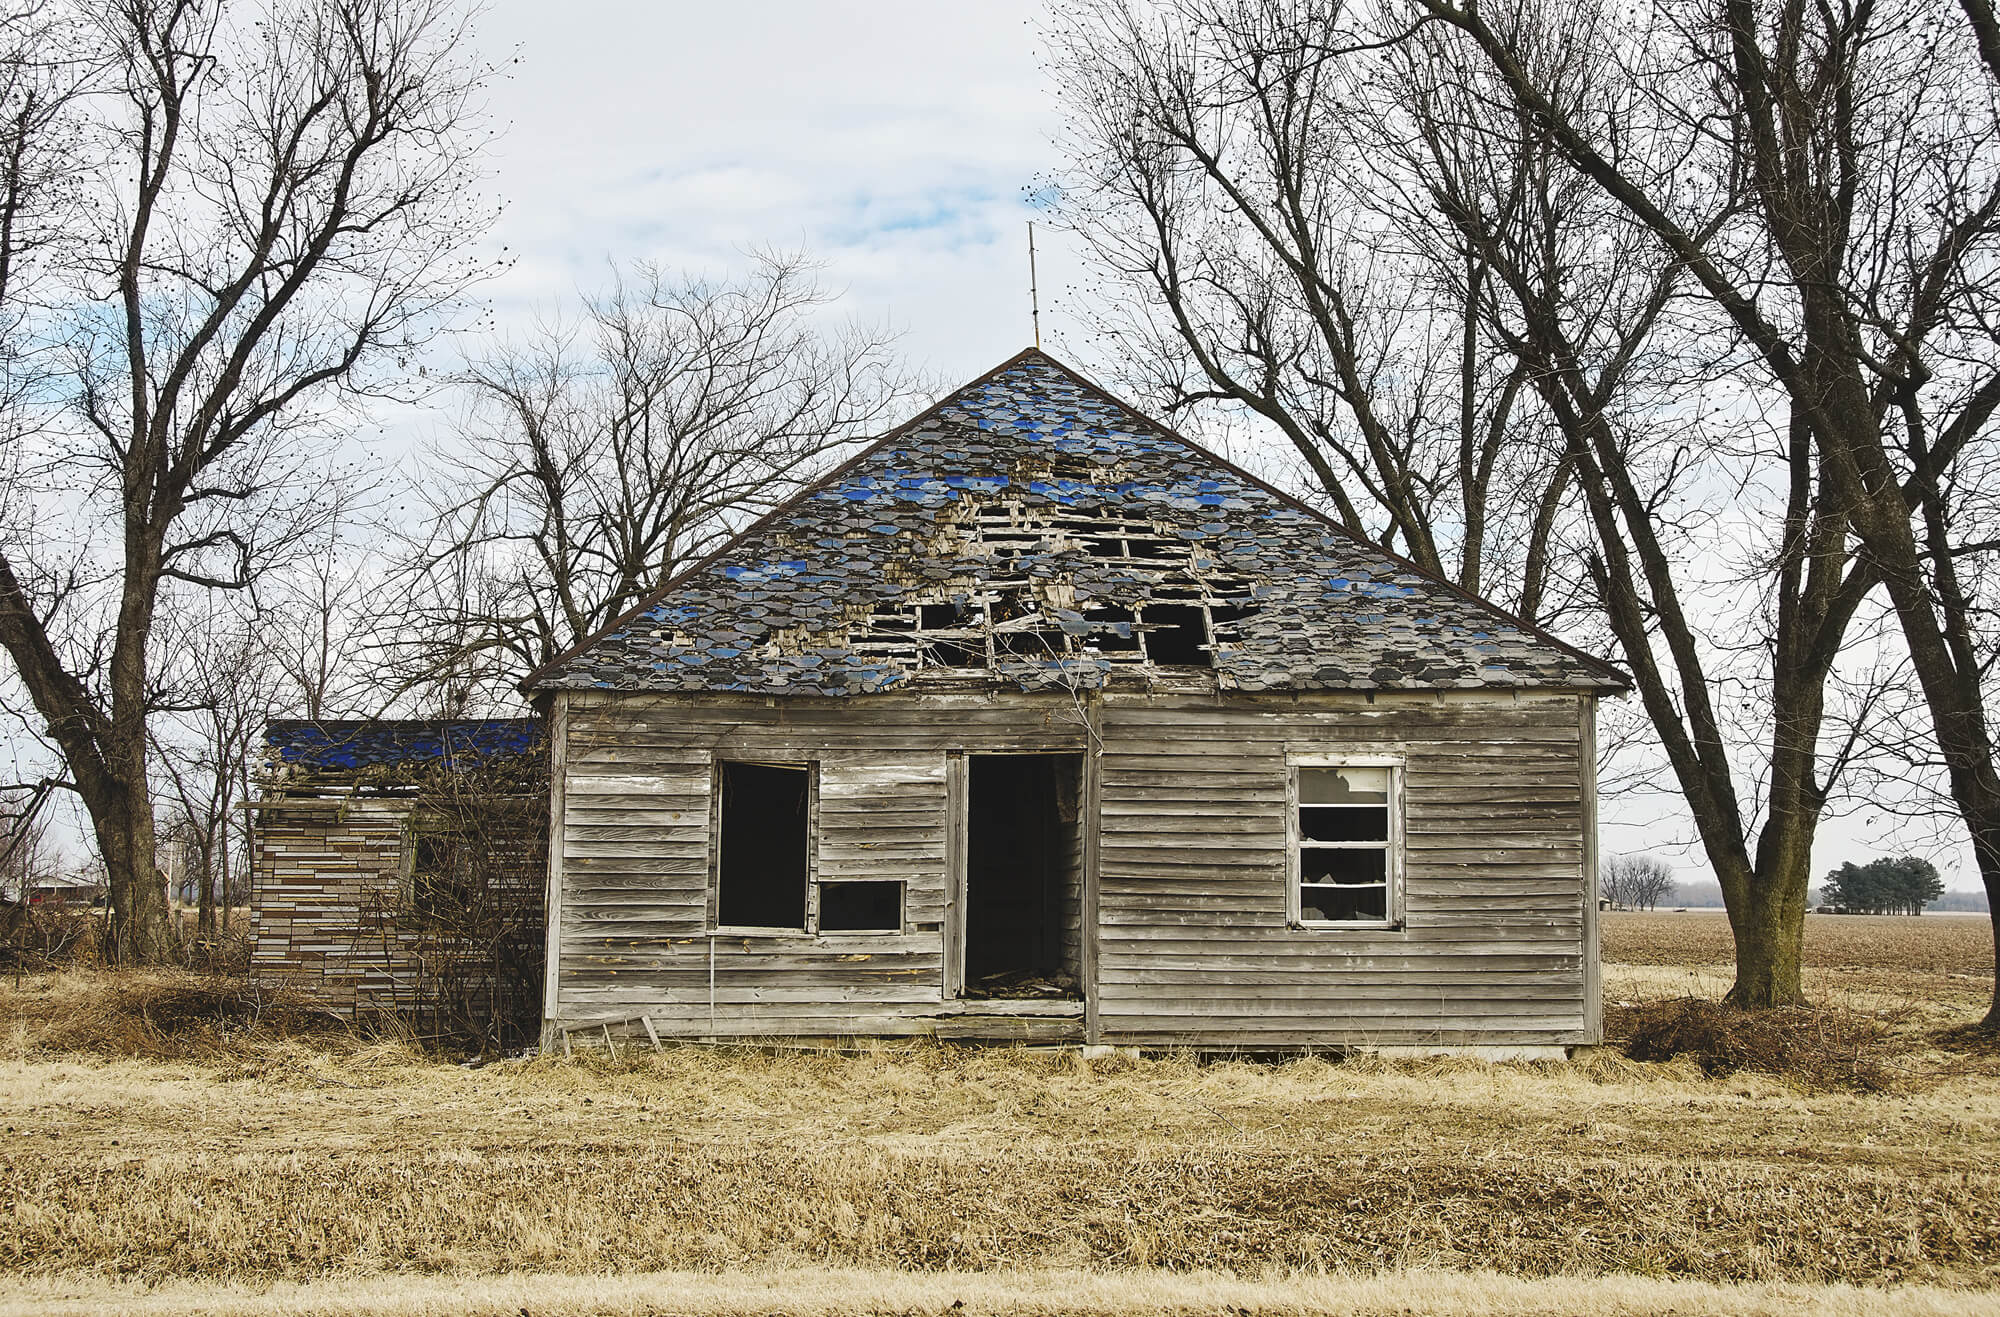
[264,720,544,772]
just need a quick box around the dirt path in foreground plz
[4,1265,1998,1317]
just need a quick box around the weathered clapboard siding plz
[1092,691,1590,1048]
[548,691,1088,1039]
[544,686,1597,1049]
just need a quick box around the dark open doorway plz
[963,753,1084,999]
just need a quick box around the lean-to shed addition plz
[248,720,548,1046]
[527,349,1628,1053]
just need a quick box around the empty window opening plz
[963,753,1084,999]
[819,880,903,932]
[1141,604,1210,666]
[716,761,810,929]
[406,826,477,924]
[1295,764,1399,926]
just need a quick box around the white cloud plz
[468,0,1081,378]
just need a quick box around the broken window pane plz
[819,880,903,932]
[1301,883,1387,922]
[717,761,809,929]
[1301,848,1387,884]
[1294,762,1399,926]
[1299,766,1389,804]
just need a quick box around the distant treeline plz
[1656,878,1988,913]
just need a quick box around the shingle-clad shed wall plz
[250,804,408,1011]
[249,720,550,1043]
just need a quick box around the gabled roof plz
[527,350,1625,696]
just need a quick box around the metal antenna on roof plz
[1028,219,1042,350]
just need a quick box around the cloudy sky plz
[470,0,1080,380]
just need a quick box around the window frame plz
[707,758,819,937]
[815,878,907,936]
[400,813,477,927]
[1285,753,1405,931]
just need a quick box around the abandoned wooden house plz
[523,349,1628,1055]
[248,720,548,1045]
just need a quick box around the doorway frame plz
[944,748,1095,1006]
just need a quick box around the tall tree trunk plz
[94,772,169,963]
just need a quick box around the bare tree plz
[154,603,284,942]
[396,254,921,704]
[265,535,383,722]
[1603,854,1677,911]
[0,0,499,961]
[1414,0,2000,1026]
[1042,0,1575,619]
[1046,0,1883,1007]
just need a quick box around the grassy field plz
[0,911,1994,1315]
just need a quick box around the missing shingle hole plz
[1082,606,1139,653]
[1141,604,1210,666]
[919,602,976,629]
[997,629,1070,659]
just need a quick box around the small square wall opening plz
[820,880,903,932]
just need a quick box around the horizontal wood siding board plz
[1088,692,1586,1047]
[550,690,1590,1047]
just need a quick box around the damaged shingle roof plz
[527,351,1627,696]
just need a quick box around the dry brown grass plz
[0,917,1996,1312]
[1,966,349,1060]
[1607,997,1900,1090]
